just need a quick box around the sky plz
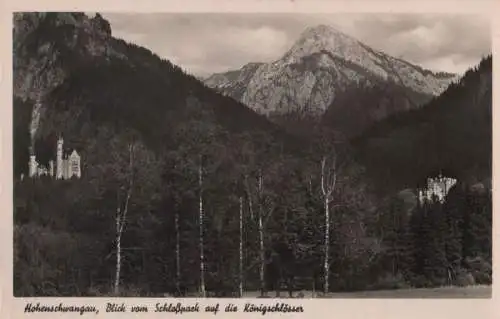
[101,13,491,78]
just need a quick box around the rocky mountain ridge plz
[204,24,457,116]
[13,12,121,143]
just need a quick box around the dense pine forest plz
[13,13,492,297]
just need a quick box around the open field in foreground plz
[241,285,492,298]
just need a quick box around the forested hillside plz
[354,56,492,193]
[322,80,432,139]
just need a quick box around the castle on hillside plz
[28,136,81,179]
[418,173,457,204]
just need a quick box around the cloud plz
[345,14,491,74]
[102,13,491,76]
[168,24,289,74]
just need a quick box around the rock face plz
[13,12,121,144]
[204,24,457,116]
[204,62,264,101]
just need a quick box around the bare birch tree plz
[242,169,275,297]
[320,153,337,294]
[244,175,254,220]
[175,209,181,294]
[198,155,206,297]
[239,196,244,297]
[114,143,135,295]
[255,169,276,296]
[257,170,266,296]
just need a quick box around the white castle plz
[418,173,457,204]
[28,136,81,179]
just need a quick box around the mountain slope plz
[321,79,432,139]
[204,24,456,118]
[353,56,492,193]
[203,62,264,102]
[13,12,298,176]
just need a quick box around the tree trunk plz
[198,157,206,297]
[114,220,122,295]
[113,144,134,296]
[244,175,254,219]
[324,198,329,294]
[239,196,244,298]
[175,210,180,294]
[321,156,336,295]
[258,171,266,297]
[259,209,265,296]
[312,278,316,298]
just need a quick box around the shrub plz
[14,223,106,297]
[454,268,476,287]
[410,275,432,288]
[465,256,492,285]
[370,273,410,290]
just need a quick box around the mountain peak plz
[281,24,365,65]
[14,12,116,107]
[13,12,111,48]
[301,24,342,36]
[300,24,349,38]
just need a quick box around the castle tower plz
[68,150,81,178]
[28,147,37,177]
[49,160,55,177]
[56,137,64,179]
[418,189,424,205]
